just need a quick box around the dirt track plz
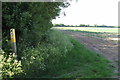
[60,30,118,73]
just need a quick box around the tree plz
[2,2,70,55]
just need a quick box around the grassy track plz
[41,31,115,78]
[52,27,118,33]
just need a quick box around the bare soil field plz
[60,30,119,73]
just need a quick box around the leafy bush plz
[0,50,23,78]
[2,2,69,55]
[20,30,73,77]
[21,44,58,77]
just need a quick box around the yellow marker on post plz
[10,29,17,54]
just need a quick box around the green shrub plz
[21,44,58,77]
[20,30,73,77]
[0,50,23,78]
[2,2,69,54]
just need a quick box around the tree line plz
[53,24,116,28]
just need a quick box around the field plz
[53,27,119,41]
[53,27,118,33]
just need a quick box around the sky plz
[52,0,119,26]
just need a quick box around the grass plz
[40,30,115,78]
[52,27,118,33]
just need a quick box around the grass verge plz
[41,30,115,78]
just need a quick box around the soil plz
[60,30,119,75]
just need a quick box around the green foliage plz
[0,50,23,78]
[2,2,70,78]
[21,44,58,77]
[20,30,73,77]
[2,2,68,55]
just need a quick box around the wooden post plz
[10,29,17,55]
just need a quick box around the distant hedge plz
[53,24,115,28]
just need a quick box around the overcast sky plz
[52,0,119,26]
